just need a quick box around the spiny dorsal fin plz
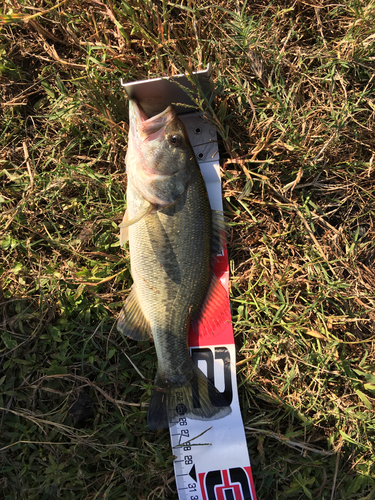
[191,271,229,338]
[211,210,227,256]
[117,286,152,341]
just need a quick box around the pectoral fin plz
[119,202,153,247]
[119,202,153,229]
[119,210,129,246]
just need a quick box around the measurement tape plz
[167,116,257,500]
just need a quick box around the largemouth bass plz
[117,100,231,430]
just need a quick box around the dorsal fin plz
[211,210,227,256]
[117,286,152,341]
[191,271,229,337]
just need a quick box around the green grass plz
[1,0,375,498]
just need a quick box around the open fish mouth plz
[129,100,177,139]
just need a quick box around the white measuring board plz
[167,114,257,500]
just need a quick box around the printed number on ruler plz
[173,407,200,500]
[191,347,233,406]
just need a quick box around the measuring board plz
[168,114,257,500]
[122,67,257,500]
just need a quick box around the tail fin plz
[147,362,231,431]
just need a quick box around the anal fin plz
[117,286,152,341]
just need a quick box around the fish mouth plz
[129,100,177,140]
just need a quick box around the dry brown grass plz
[1,1,375,498]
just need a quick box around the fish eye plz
[169,133,182,147]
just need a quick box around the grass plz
[1,0,375,498]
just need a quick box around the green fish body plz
[118,100,231,430]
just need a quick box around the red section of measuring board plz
[198,466,256,500]
[188,248,233,348]
[187,244,258,500]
